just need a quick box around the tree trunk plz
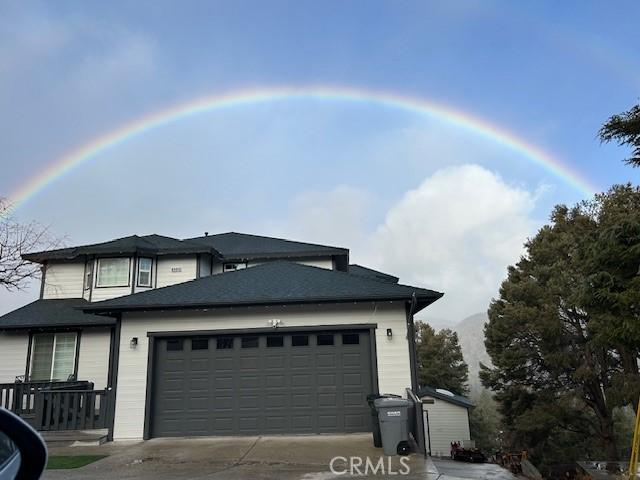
[599,412,620,461]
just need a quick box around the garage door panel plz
[344,373,363,385]
[344,392,365,407]
[265,375,285,387]
[290,355,311,367]
[266,394,286,407]
[151,330,373,437]
[265,356,285,369]
[318,393,337,407]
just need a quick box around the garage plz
[147,329,375,437]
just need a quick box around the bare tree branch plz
[0,197,63,291]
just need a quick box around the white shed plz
[419,386,474,457]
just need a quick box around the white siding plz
[422,398,471,457]
[0,332,29,383]
[77,327,111,389]
[43,262,84,299]
[113,302,411,440]
[156,256,198,288]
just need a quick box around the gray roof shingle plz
[348,264,399,284]
[187,232,348,259]
[22,234,218,263]
[23,232,349,263]
[85,261,442,314]
[0,299,115,329]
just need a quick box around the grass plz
[46,455,108,469]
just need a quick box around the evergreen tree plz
[482,185,640,463]
[416,322,469,395]
[599,104,640,166]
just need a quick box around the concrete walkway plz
[431,457,520,480]
[44,434,441,479]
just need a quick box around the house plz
[418,386,474,457]
[0,232,442,442]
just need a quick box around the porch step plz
[40,429,108,447]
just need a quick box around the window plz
[267,336,283,347]
[191,338,208,350]
[29,332,77,381]
[84,261,93,290]
[96,258,130,287]
[166,339,183,351]
[292,335,309,347]
[217,337,234,349]
[241,337,259,348]
[223,262,247,272]
[317,334,334,346]
[342,333,360,345]
[137,258,153,287]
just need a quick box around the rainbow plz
[8,85,597,210]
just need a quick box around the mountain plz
[426,312,491,392]
[453,313,492,391]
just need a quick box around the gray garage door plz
[149,329,374,437]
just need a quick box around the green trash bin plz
[374,397,412,456]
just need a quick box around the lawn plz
[46,455,108,469]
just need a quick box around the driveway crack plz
[236,436,261,465]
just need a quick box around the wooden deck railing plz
[1,381,93,416]
[0,381,102,430]
[34,389,110,431]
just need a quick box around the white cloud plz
[367,164,537,321]
[283,164,539,323]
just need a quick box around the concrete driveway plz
[431,458,520,480]
[44,434,440,479]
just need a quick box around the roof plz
[22,234,218,263]
[187,232,348,260]
[0,299,115,330]
[23,232,349,264]
[85,261,442,315]
[417,386,475,409]
[348,264,399,284]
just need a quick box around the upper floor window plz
[30,332,78,381]
[137,258,153,287]
[96,258,130,287]
[84,260,94,290]
[223,262,247,272]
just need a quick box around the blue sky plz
[1,1,639,321]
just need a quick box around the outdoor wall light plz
[386,329,393,338]
[130,337,138,348]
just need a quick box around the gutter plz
[81,291,442,317]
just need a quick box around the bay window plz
[96,258,130,287]
[29,332,78,381]
[137,258,153,287]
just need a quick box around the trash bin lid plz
[373,397,411,408]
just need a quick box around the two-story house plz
[0,232,442,442]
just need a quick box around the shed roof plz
[418,386,475,409]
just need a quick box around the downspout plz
[406,292,419,392]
